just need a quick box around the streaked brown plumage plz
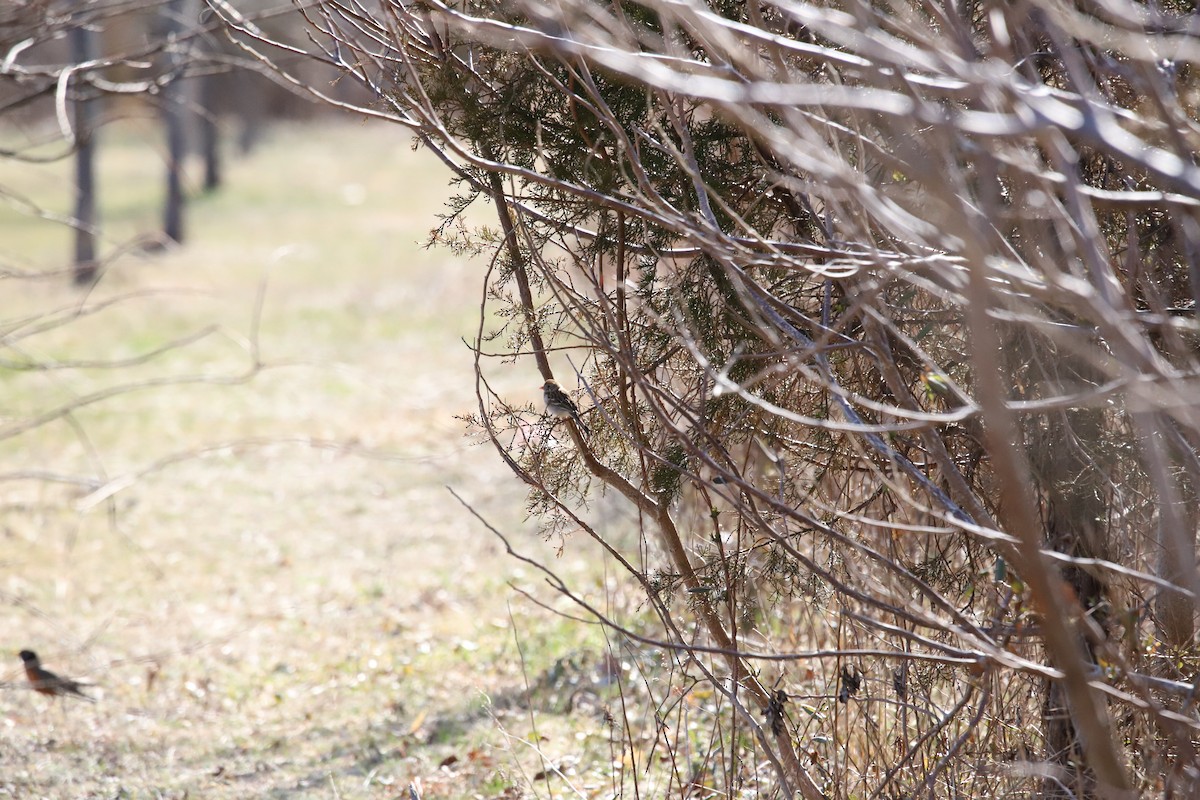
[541,378,589,434]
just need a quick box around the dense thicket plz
[234,1,1200,796]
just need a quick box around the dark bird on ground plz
[18,650,94,702]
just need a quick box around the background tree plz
[0,0,322,276]
[0,0,317,536]
[65,4,98,283]
[231,0,1200,797]
[3,0,197,272]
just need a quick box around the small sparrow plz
[542,378,589,434]
[18,649,94,702]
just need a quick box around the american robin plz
[542,378,590,434]
[18,650,94,702]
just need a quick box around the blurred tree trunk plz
[161,0,187,243]
[234,75,265,155]
[69,6,97,285]
[198,71,221,191]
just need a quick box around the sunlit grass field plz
[0,119,620,799]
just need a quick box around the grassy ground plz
[0,119,622,799]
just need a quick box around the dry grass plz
[0,119,619,799]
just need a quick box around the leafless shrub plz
[234,0,1200,796]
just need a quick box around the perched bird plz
[542,378,589,434]
[920,368,955,402]
[18,650,94,702]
